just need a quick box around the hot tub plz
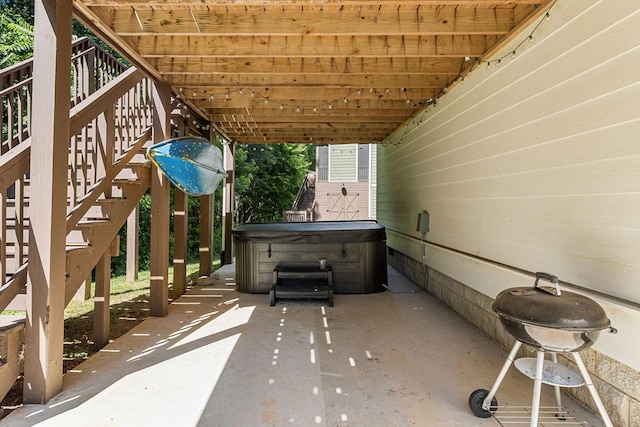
[233,221,387,294]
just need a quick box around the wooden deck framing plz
[0,1,231,404]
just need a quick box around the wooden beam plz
[168,74,450,88]
[129,34,493,58]
[149,81,171,317]
[209,112,409,122]
[183,87,437,104]
[24,0,73,404]
[109,8,516,36]
[151,57,464,75]
[76,1,545,7]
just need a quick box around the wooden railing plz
[0,38,152,314]
[70,38,127,107]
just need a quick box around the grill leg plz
[530,350,545,427]
[572,353,614,427]
[482,340,521,411]
[549,352,566,419]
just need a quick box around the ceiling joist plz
[73,0,549,144]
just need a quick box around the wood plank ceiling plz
[73,0,550,145]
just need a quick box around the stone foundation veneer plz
[387,248,640,427]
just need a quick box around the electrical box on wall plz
[417,212,430,233]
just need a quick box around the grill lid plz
[492,273,611,331]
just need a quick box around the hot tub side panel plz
[235,240,387,294]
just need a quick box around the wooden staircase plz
[0,39,155,403]
[0,156,151,403]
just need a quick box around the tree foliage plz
[0,0,122,69]
[235,143,312,224]
[0,12,34,67]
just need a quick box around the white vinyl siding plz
[329,144,357,182]
[370,144,377,219]
[377,0,640,370]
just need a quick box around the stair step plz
[2,294,26,312]
[83,198,128,220]
[67,219,111,245]
[0,315,25,332]
[65,245,94,281]
[112,178,146,198]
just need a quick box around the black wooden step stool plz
[270,264,334,306]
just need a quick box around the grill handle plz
[534,272,561,296]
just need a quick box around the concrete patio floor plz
[2,265,605,426]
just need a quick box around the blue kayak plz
[146,136,227,196]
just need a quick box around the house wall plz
[377,1,640,425]
[314,181,370,221]
[328,144,358,181]
[370,144,377,219]
[315,144,377,221]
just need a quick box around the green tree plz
[0,13,34,67]
[0,0,122,68]
[235,143,311,224]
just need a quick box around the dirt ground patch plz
[0,294,150,419]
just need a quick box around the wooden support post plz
[173,190,188,298]
[199,194,213,276]
[73,274,92,301]
[126,206,139,281]
[149,81,171,317]
[24,0,72,404]
[93,250,111,350]
[221,141,235,265]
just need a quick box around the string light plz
[388,1,555,148]
[450,1,555,89]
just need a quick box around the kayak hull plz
[146,136,226,196]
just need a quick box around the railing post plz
[24,0,73,404]
[149,80,171,317]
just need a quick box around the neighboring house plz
[287,144,377,221]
